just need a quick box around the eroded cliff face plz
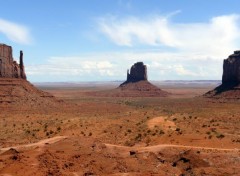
[205,50,240,98]
[126,62,147,83]
[0,44,14,78]
[0,44,26,79]
[222,50,240,85]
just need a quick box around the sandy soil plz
[0,80,239,175]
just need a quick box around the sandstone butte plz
[0,43,62,109]
[205,50,240,98]
[0,43,26,79]
[118,62,169,97]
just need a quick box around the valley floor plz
[0,82,239,176]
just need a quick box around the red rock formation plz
[222,50,240,85]
[0,43,26,79]
[19,50,26,79]
[205,50,240,98]
[127,62,147,82]
[117,62,169,97]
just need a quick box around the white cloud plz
[173,65,198,76]
[27,57,114,78]
[98,14,240,57]
[0,18,32,44]
[27,13,240,81]
[26,50,223,81]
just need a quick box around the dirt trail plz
[0,136,67,154]
[106,143,240,154]
[1,135,238,155]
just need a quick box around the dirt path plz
[106,143,240,154]
[0,136,68,154]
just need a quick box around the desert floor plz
[0,81,239,176]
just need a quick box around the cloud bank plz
[28,13,240,81]
[98,14,240,57]
[26,51,222,81]
[0,18,32,44]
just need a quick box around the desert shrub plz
[175,128,180,132]
[127,129,132,133]
[25,130,30,134]
[159,130,165,135]
[135,133,142,141]
[216,133,225,139]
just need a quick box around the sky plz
[1,0,240,82]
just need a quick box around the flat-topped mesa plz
[222,50,240,86]
[126,62,147,83]
[204,50,240,99]
[0,44,26,79]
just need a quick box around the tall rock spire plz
[19,50,26,79]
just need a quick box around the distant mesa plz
[222,50,240,85]
[0,43,62,109]
[121,62,147,85]
[0,44,26,79]
[118,62,169,97]
[205,50,240,99]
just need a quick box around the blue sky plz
[1,0,240,82]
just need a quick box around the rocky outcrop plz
[0,43,64,109]
[222,50,240,85]
[121,62,147,86]
[117,62,169,97]
[126,62,147,83]
[0,44,26,79]
[205,50,240,99]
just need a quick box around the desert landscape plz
[0,47,240,176]
[1,1,240,176]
